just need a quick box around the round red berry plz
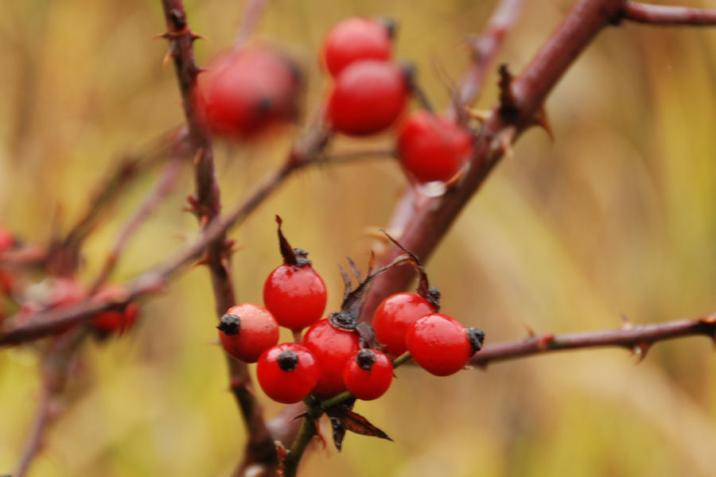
[218,304,279,363]
[257,343,319,403]
[406,313,484,376]
[263,261,327,331]
[327,61,409,136]
[196,46,302,139]
[397,111,473,183]
[322,17,394,77]
[302,315,361,397]
[373,292,436,356]
[91,286,140,335]
[343,349,393,400]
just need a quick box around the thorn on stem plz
[497,64,518,120]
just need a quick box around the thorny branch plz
[158,1,277,475]
[5,1,716,476]
[472,315,716,366]
[361,0,626,320]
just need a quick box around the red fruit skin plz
[91,287,139,334]
[397,111,473,183]
[343,350,393,401]
[19,279,86,332]
[196,47,302,139]
[0,228,14,253]
[219,304,279,363]
[406,313,472,376]
[373,292,435,356]
[322,18,392,77]
[263,264,327,330]
[303,319,360,397]
[257,343,319,403]
[327,61,408,136]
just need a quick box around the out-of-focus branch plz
[0,128,335,346]
[14,328,88,477]
[158,1,277,475]
[473,315,716,366]
[622,1,716,26]
[361,0,626,321]
[455,0,525,114]
[49,130,185,276]
[235,0,270,48]
[89,154,184,293]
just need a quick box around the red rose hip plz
[373,291,436,356]
[196,46,302,139]
[327,61,409,136]
[218,304,279,363]
[397,111,473,183]
[322,17,394,76]
[303,315,361,397]
[343,349,393,401]
[406,313,484,376]
[257,343,319,403]
[91,286,140,335]
[263,218,327,331]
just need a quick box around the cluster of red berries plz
[217,217,484,404]
[0,226,139,334]
[18,279,139,336]
[195,17,475,185]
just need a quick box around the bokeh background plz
[2,0,716,475]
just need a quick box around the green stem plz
[282,412,316,477]
[283,352,413,474]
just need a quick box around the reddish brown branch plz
[361,0,626,321]
[159,1,276,473]
[50,130,184,276]
[14,329,87,477]
[473,316,716,366]
[89,154,184,293]
[622,1,716,26]
[0,129,332,346]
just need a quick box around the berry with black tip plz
[257,343,319,403]
[406,313,483,376]
[196,46,302,139]
[302,315,361,397]
[218,304,279,363]
[263,217,327,331]
[373,291,437,356]
[343,348,393,400]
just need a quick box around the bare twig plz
[473,315,716,366]
[14,328,88,477]
[235,0,270,48]
[89,154,185,293]
[50,129,185,275]
[622,1,716,26]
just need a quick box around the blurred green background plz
[2,0,716,475]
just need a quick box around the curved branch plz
[361,0,626,321]
[622,2,716,26]
[473,315,716,367]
